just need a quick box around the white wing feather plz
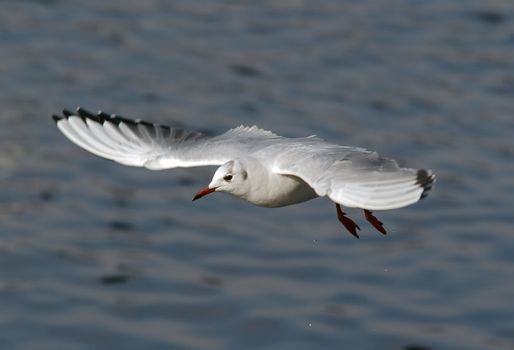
[53,108,281,170]
[271,144,435,210]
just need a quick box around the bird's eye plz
[224,174,233,181]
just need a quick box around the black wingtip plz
[98,111,111,119]
[416,169,436,200]
[56,107,138,126]
[110,114,138,126]
[53,107,172,138]
[76,106,94,118]
[52,114,63,123]
[55,107,113,124]
[76,107,104,123]
[62,108,74,118]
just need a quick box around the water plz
[1,1,514,349]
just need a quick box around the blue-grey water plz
[1,1,514,349]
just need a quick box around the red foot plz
[335,204,360,238]
[364,210,387,235]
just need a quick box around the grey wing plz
[53,107,282,169]
[271,142,435,210]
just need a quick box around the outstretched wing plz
[52,107,282,169]
[271,143,435,211]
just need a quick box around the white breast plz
[244,172,318,208]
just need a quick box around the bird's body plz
[220,157,318,208]
[53,107,435,237]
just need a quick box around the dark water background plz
[1,1,514,349]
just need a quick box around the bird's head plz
[192,159,249,201]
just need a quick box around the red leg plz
[335,204,360,238]
[364,210,387,235]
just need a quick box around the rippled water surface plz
[1,1,514,349]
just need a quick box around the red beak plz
[192,186,217,201]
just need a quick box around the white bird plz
[53,107,435,238]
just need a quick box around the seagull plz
[52,107,435,238]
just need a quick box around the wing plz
[52,107,282,170]
[271,143,435,211]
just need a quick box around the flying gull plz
[52,107,435,238]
